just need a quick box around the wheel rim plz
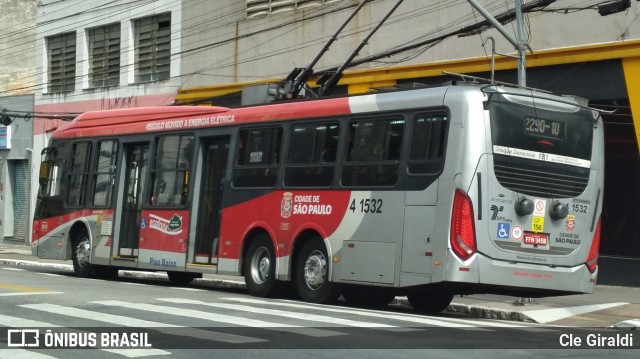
[76,239,91,268]
[303,250,327,290]
[250,247,271,285]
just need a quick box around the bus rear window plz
[489,93,594,161]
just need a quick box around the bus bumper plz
[478,254,596,294]
[443,253,597,295]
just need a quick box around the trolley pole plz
[467,0,530,88]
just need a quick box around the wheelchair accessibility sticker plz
[497,222,510,239]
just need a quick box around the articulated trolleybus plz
[33,82,603,312]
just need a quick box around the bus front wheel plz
[72,229,94,277]
[295,240,340,304]
[244,235,277,297]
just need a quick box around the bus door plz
[118,143,149,257]
[193,136,229,264]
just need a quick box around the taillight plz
[586,217,601,273]
[450,189,477,261]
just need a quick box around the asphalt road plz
[0,264,638,358]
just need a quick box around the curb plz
[0,257,247,290]
[392,297,535,323]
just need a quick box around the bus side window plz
[40,161,62,197]
[67,141,92,207]
[150,135,194,206]
[233,127,282,188]
[284,122,339,187]
[408,114,448,174]
[342,118,404,187]
[93,140,118,207]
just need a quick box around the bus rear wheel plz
[72,229,94,277]
[295,240,340,304]
[244,235,277,297]
[407,289,454,313]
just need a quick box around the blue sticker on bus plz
[497,222,510,239]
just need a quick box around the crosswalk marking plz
[1,268,25,271]
[220,297,489,329]
[0,314,61,328]
[20,303,264,344]
[0,349,57,359]
[157,298,413,331]
[92,300,344,338]
[0,292,62,297]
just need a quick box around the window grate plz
[246,0,342,18]
[493,154,590,198]
[134,13,171,82]
[88,23,121,88]
[47,32,76,93]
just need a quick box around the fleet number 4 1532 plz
[349,198,383,213]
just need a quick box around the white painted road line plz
[93,300,345,338]
[20,303,263,344]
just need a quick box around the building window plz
[134,13,171,82]
[246,0,342,18]
[47,32,76,93]
[88,24,121,88]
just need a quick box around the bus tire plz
[407,289,454,313]
[295,240,340,304]
[342,285,397,308]
[72,228,94,278]
[244,235,277,297]
[167,271,201,285]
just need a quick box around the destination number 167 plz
[349,198,383,213]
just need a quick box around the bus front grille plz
[493,155,590,198]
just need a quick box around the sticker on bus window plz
[249,151,263,163]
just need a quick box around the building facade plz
[28,0,640,262]
[0,0,36,243]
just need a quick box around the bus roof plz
[52,96,355,139]
[51,84,461,139]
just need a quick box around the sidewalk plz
[2,238,639,328]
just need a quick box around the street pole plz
[467,0,530,88]
[515,0,526,87]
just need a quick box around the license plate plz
[523,231,549,246]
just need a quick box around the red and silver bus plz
[33,83,604,312]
